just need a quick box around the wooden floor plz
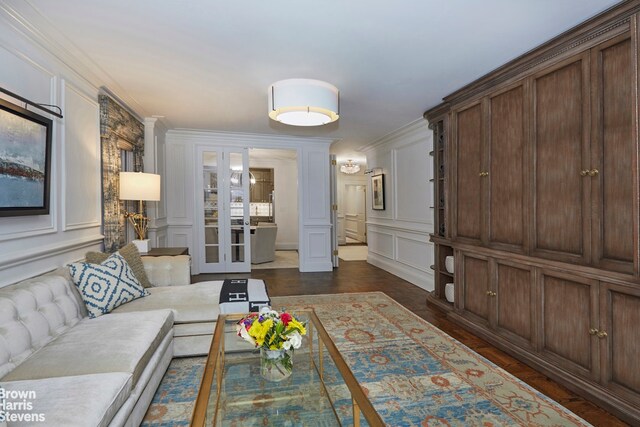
[194,260,628,427]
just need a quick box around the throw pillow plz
[85,243,152,288]
[69,252,149,318]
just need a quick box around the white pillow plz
[69,252,149,318]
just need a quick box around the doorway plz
[197,147,251,273]
[248,148,299,270]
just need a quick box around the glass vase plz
[260,348,293,382]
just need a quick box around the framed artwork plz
[0,98,53,217]
[371,174,385,210]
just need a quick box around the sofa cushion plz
[1,372,131,427]
[141,255,191,287]
[0,268,85,379]
[111,281,223,323]
[2,310,173,389]
[86,243,152,288]
[69,253,149,318]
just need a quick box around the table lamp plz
[119,171,161,253]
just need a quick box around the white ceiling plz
[4,0,621,162]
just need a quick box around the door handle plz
[245,221,249,225]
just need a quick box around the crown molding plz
[0,1,147,117]
[167,128,338,148]
[357,118,428,152]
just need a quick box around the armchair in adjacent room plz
[251,223,278,264]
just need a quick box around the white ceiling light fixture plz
[340,160,361,175]
[268,78,339,126]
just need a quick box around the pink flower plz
[280,312,292,326]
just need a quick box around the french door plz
[197,146,251,273]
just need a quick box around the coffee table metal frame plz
[191,310,384,426]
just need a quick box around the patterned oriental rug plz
[142,292,591,426]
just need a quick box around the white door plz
[197,147,251,273]
[330,155,339,267]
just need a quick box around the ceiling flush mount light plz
[268,78,339,126]
[340,160,361,174]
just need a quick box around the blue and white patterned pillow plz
[69,252,149,318]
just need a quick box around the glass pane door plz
[198,147,250,273]
[227,150,250,270]
[202,150,221,269]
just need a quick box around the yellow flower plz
[286,318,306,335]
[250,318,273,347]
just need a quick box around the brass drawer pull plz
[588,169,599,177]
[580,170,590,176]
[589,328,598,335]
[597,330,608,338]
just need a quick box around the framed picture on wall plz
[0,98,53,217]
[371,174,385,210]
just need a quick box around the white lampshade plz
[268,78,339,126]
[119,172,161,201]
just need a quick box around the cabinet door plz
[453,103,483,242]
[460,253,491,325]
[531,54,591,264]
[599,282,640,406]
[488,84,527,251]
[495,261,534,349]
[590,35,635,274]
[539,270,599,380]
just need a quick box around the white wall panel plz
[367,229,394,259]
[166,143,190,223]
[394,139,432,224]
[396,235,430,271]
[304,149,330,222]
[0,20,103,286]
[62,80,101,230]
[361,119,434,291]
[0,45,57,241]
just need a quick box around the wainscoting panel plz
[396,234,431,272]
[300,226,333,272]
[367,228,394,259]
[0,44,57,241]
[166,142,191,223]
[393,138,433,225]
[62,80,101,231]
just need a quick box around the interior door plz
[330,155,339,267]
[198,147,251,273]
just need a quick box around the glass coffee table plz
[191,310,384,426]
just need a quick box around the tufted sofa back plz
[0,268,87,378]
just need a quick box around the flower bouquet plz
[236,307,307,381]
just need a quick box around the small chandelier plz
[340,160,361,175]
[268,78,339,126]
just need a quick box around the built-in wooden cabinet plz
[590,34,635,274]
[538,269,600,381]
[457,252,535,350]
[427,3,640,423]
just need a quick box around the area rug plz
[250,250,299,270]
[338,244,368,261]
[142,292,591,426]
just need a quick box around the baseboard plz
[367,252,434,291]
[275,243,298,251]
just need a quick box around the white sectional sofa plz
[0,255,224,427]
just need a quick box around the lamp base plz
[132,239,150,253]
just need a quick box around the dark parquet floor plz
[193,260,628,427]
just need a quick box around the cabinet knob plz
[479,172,484,177]
[588,169,599,177]
[589,328,598,335]
[580,170,590,177]
[486,290,492,296]
[596,330,608,338]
